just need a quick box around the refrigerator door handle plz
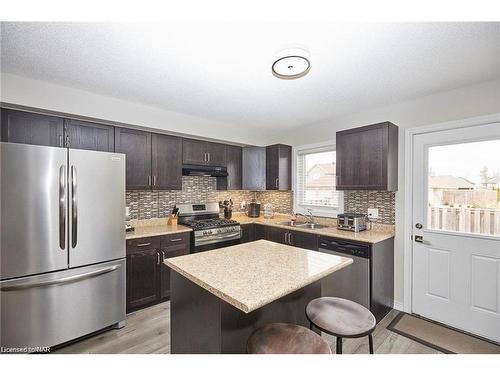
[59,165,66,249]
[71,165,78,248]
[0,264,121,291]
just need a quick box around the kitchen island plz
[165,240,353,353]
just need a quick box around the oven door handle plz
[196,232,240,242]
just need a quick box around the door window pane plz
[427,139,500,236]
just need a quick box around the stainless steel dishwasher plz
[318,237,370,309]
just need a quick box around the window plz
[427,139,500,237]
[294,143,342,217]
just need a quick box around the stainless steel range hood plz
[182,164,228,177]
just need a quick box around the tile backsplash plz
[126,176,293,220]
[126,176,395,225]
[344,191,395,224]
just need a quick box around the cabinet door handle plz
[207,153,210,163]
[136,242,151,247]
[148,175,152,186]
[59,135,63,147]
[162,250,167,259]
[170,238,183,242]
[153,175,156,186]
[275,178,279,188]
[288,232,293,244]
[157,252,161,265]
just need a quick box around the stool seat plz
[306,297,376,338]
[247,323,332,354]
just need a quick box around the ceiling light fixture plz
[272,48,310,80]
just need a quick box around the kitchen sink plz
[277,221,329,230]
[298,223,329,230]
[278,221,305,227]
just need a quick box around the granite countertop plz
[126,218,192,240]
[234,214,395,244]
[165,240,353,313]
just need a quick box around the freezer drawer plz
[0,259,125,349]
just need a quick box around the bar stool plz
[306,297,376,354]
[247,323,332,354]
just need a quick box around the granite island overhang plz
[165,240,353,353]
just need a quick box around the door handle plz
[153,175,156,186]
[136,242,151,247]
[157,252,161,265]
[71,165,77,248]
[288,232,293,244]
[59,165,66,250]
[148,175,152,186]
[169,238,183,242]
[207,153,210,163]
[275,178,279,189]
[414,235,427,244]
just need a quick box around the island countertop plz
[164,240,353,313]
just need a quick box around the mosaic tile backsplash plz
[126,176,395,225]
[126,176,294,220]
[344,191,396,224]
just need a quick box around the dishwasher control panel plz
[318,237,370,258]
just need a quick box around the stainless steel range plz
[177,203,241,251]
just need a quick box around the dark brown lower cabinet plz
[264,226,319,250]
[240,224,266,243]
[126,249,158,312]
[241,223,318,250]
[288,230,319,250]
[265,226,288,244]
[126,233,190,312]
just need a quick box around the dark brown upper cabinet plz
[1,109,64,147]
[115,128,152,190]
[205,141,227,166]
[64,119,114,152]
[226,145,242,190]
[336,122,398,191]
[266,144,292,190]
[242,146,266,190]
[152,133,183,190]
[182,138,227,166]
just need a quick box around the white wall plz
[282,78,500,307]
[0,73,264,146]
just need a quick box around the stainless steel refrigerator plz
[0,142,126,349]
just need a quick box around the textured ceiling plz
[1,22,499,139]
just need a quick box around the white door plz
[412,122,500,343]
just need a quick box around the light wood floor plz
[54,302,441,354]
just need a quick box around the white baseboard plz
[393,300,405,311]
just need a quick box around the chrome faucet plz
[295,209,315,224]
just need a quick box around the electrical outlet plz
[367,208,379,220]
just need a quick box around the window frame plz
[293,140,344,218]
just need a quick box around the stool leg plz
[368,334,374,354]
[336,337,342,354]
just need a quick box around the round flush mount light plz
[272,48,310,80]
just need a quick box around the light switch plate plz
[367,208,379,220]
